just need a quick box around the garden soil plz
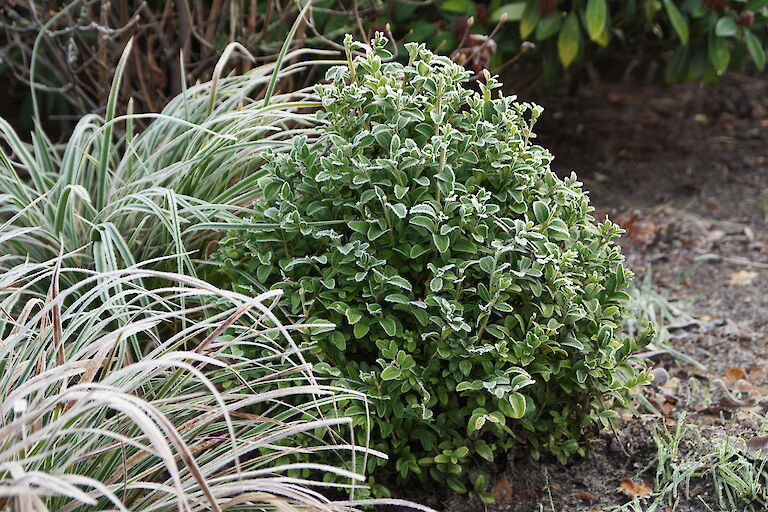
[404,73,768,512]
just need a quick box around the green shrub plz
[395,0,768,84]
[214,35,653,494]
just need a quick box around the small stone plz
[651,367,670,387]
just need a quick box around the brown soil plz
[434,74,768,512]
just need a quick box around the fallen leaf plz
[720,394,755,407]
[662,376,681,393]
[490,475,513,502]
[747,435,768,455]
[724,367,747,384]
[577,491,594,502]
[713,379,755,407]
[618,477,652,498]
[696,405,732,417]
[615,212,658,245]
[707,229,726,240]
[728,270,759,286]
[735,380,768,393]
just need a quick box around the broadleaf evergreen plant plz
[215,34,653,495]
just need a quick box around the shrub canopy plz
[215,35,652,493]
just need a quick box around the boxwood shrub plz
[214,34,653,494]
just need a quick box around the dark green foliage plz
[214,35,653,495]
[392,0,768,84]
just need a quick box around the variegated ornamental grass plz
[0,254,382,511]
[0,16,331,287]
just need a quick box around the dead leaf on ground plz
[662,376,681,394]
[735,380,768,393]
[724,367,747,384]
[489,475,513,502]
[747,435,768,455]
[615,212,658,245]
[697,405,732,417]
[728,270,759,286]
[618,477,652,499]
[707,229,726,241]
[713,378,756,407]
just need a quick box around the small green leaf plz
[557,13,581,68]
[256,265,271,283]
[388,202,408,219]
[492,2,526,23]
[746,0,768,9]
[520,0,541,39]
[715,16,738,38]
[390,134,401,153]
[594,19,610,46]
[585,0,608,41]
[479,256,495,274]
[380,317,397,336]
[388,276,412,291]
[487,411,505,424]
[663,0,689,45]
[456,381,473,392]
[385,293,410,304]
[473,472,488,492]
[439,0,471,13]
[433,233,450,253]
[329,332,346,350]
[345,308,363,324]
[353,322,370,339]
[348,220,368,234]
[532,200,550,223]
[708,35,730,75]
[452,446,469,459]
[745,29,766,71]
[446,476,467,494]
[535,13,563,41]
[410,215,436,233]
[475,441,494,462]
[508,392,527,418]
[381,366,402,380]
[373,125,393,148]
[410,244,430,258]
